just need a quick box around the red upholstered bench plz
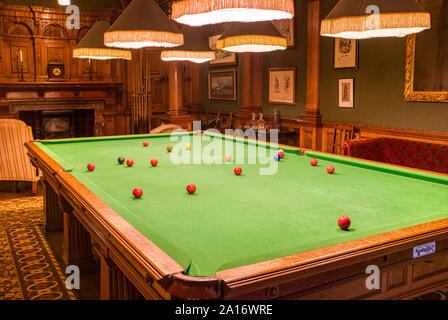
[343,138,448,174]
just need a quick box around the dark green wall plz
[201,0,308,119]
[202,0,448,133]
[320,0,448,133]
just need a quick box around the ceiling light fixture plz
[73,21,131,60]
[216,22,287,53]
[321,0,431,39]
[104,0,184,49]
[161,27,215,63]
[172,0,295,26]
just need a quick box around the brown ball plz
[167,146,173,153]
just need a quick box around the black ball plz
[118,157,125,164]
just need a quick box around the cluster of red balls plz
[309,158,335,174]
[87,141,350,230]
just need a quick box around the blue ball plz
[274,154,281,161]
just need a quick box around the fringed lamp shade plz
[104,0,184,49]
[161,27,215,63]
[216,22,287,53]
[172,0,295,26]
[73,21,131,60]
[321,0,431,39]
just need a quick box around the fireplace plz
[41,111,74,139]
[10,100,105,139]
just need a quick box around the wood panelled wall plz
[0,4,124,82]
[0,3,129,136]
[125,50,201,131]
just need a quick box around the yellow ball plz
[185,144,191,150]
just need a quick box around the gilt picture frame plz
[208,70,237,101]
[268,68,296,105]
[404,0,448,103]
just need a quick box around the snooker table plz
[25,131,448,300]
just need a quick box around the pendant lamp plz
[161,27,215,63]
[104,0,184,49]
[73,21,131,60]
[321,0,431,39]
[172,0,295,26]
[216,21,287,53]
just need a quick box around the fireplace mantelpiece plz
[10,100,105,137]
[0,82,123,99]
[0,81,130,136]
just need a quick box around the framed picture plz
[338,78,355,108]
[208,70,236,101]
[405,0,448,102]
[268,68,296,105]
[334,38,358,69]
[209,34,238,67]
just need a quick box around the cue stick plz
[145,55,151,133]
[143,54,146,133]
[135,59,139,134]
[135,61,138,134]
[147,56,151,132]
[138,50,143,133]
[132,60,136,134]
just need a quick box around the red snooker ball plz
[133,187,143,198]
[143,141,149,147]
[150,159,158,167]
[338,216,351,230]
[278,151,285,159]
[327,165,335,174]
[310,158,318,166]
[87,163,95,171]
[126,159,134,167]
[234,167,242,176]
[186,184,196,194]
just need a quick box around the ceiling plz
[2,0,124,12]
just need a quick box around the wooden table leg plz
[98,253,143,300]
[43,180,63,232]
[60,196,94,272]
[99,253,112,300]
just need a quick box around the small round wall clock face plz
[52,67,62,76]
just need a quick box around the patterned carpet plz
[0,196,76,300]
[0,195,446,300]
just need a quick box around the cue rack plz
[132,49,152,134]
